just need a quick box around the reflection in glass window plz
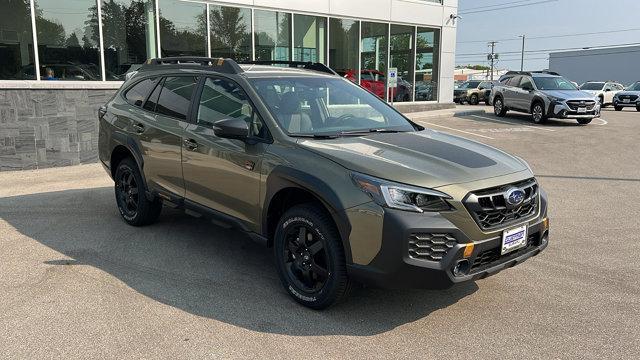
[329,18,359,84]
[125,77,156,107]
[156,76,198,120]
[158,0,206,57]
[210,5,252,61]
[415,27,439,101]
[254,10,291,61]
[34,0,101,81]
[293,14,326,63]
[102,0,157,81]
[390,24,415,102]
[0,0,35,79]
[361,22,388,100]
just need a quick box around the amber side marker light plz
[463,243,474,258]
[542,217,549,231]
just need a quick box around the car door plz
[127,76,193,198]
[503,76,521,109]
[515,76,536,111]
[181,77,269,231]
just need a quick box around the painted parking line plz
[422,122,495,140]
[470,115,556,132]
[593,118,608,126]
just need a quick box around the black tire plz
[577,118,592,125]
[614,106,623,111]
[636,106,640,112]
[531,102,548,124]
[493,96,507,117]
[114,157,162,226]
[469,94,479,105]
[598,96,606,108]
[485,98,491,106]
[273,204,351,309]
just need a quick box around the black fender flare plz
[530,96,547,113]
[111,131,148,192]
[262,166,353,263]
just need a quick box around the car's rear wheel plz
[531,102,547,124]
[577,118,592,125]
[114,158,162,226]
[273,204,351,309]
[494,97,507,117]
[598,96,606,108]
[469,94,479,105]
[636,106,640,112]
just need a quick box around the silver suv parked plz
[491,71,600,125]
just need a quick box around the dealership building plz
[0,0,458,170]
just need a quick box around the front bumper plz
[613,100,640,108]
[548,101,600,119]
[347,206,549,290]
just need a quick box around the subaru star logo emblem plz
[505,187,525,207]
[580,101,585,105]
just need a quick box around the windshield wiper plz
[288,133,340,139]
[338,128,405,136]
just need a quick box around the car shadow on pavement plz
[1,187,478,336]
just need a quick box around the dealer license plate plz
[577,107,587,113]
[501,225,528,255]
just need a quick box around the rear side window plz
[155,76,198,120]
[506,76,521,87]
[143,78,164,112]
[124,78,156,107]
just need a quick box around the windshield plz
[628,82,640,91]
[460,81,481,89]
[533,76,578,90]
[580,82,605,90]
[249,77,416,137]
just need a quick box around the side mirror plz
[213,118,249,140]
[605,88,611,92]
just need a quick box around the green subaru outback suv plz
[98,57,549,309]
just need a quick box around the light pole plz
[518,35,526,71]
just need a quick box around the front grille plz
[566,100,596,111]
[463,178,539,231]
[470,232,540,272]
[619,95,638,101]
[408,233,457,261]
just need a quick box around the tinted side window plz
[143,78,164,112]
[125,78,156,107]
[156,77,198,120]
[198,78,267,139]
[519,77,534,90]
[506,76,521,87]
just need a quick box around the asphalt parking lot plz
[1,107,639,359]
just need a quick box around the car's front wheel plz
[636,106,640,112]
[531,102,548,124]
[577,118,592,125]
[114,157,162,226]
[494,97,507,117]
[614,105,623,111]
[273,204,351,309]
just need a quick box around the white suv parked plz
[579,81,624,107]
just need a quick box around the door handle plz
[183,138,198,151]
[132,122,145,133]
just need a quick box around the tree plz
[65,32,80,47]
[210,6,250,58]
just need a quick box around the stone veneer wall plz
[0,87,117,171]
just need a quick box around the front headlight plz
[351,173,453,213]
[547,95,565,103]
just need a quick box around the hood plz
[542,89,597,100]
[616,90,640,96]
[297,130,529,189]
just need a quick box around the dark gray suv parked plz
[491,71,600,125]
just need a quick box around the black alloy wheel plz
[274,204,351,309]
[114,158,162,226]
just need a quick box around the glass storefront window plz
[293,14,326,63]
[254,10,291,61]
[0,0,35,80]
[389,24,415,102]
[102,0,157,81]
[210,5,252,61]
[34,0,101,81]
[415,27,439,101]
[361,22,388,101]
[158,0,206,57]
[329,18,359,84]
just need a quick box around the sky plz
[455,0,640,71]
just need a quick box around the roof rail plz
[504,70,561,76]
[139,57,243,74]
[239,60,338,75]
